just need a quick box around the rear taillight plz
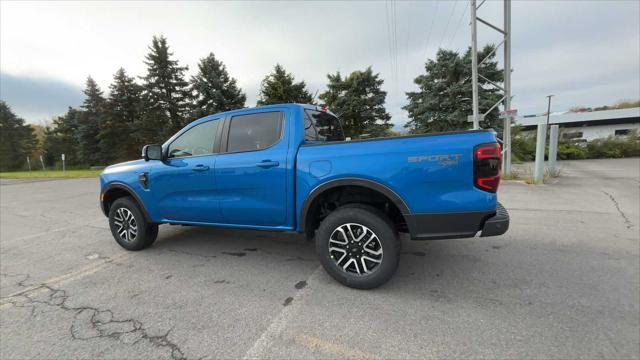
[474,143,501,193]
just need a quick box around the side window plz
[304,110,345,142]
[227,112,282,152]
[304,113,318,141]
[167,120,219,158]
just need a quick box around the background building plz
[516,107,640,141]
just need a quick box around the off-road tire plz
[316,204,400,289]
[108,197,158,251]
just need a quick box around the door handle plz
[256,160,279,168]
[192,164,209,172]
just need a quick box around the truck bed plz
[295,129,500,236]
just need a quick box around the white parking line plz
[243,266,324,359]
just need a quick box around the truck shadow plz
[149,224,316,262]
[147,225,507,298]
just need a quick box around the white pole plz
[503,0,512,175]
[39,155,46,171]
[534,123,547,184]
[26,157,31,172]
[471,0,479,130]
[548,125,559,172]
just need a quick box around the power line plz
[385,1,395,91]
[448,0,470,50]
[391,0,399,92]
[385,0,400,95]
[421,0,440,62]
[404,0,414,83]
[438,0,459,50]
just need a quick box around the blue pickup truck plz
[100,104,508,288]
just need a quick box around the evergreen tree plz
[0,101,37,171]
[140,35,190,142]
[77,76,106,165]
[100,68,144,162]
[190,53,246,119]
[43,107,82,167]
[319,67,392,139]
[257,64,314,105]
[404,45,503,134]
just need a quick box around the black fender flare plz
[100,183,152,222]
[299,178,411,232]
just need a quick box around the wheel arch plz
[101,183,152,222]
[299,178,411,238]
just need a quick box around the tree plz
[257,64,313,105]
[0,101,37,171]
[43,107,82,167]
[100,68,144,162]
[29,124,46,165]
[404,45,503,134]
[319,67,392,138]
[190,53,246,119]
[77,76,106,165]
[140,35,191,142]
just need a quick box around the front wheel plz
[108,197,158,251]
[316,205,400,289]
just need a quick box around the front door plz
[149,118,222,223]
[215,110,289,227]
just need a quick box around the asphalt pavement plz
[1,158,638,359]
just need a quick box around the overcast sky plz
[1,0,639,129]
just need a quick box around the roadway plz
[1,158,638,359]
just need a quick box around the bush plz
[509,128,639,161]
[587,132,640,159]
[510,126,536,163]
[557,142,588,160]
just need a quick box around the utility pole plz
[469,0,513,174]
[470,0,480,130]
[545,94,554,132]
[502,0,512,176]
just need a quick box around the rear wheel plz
[108,197,158,251]
[316,205,400,289]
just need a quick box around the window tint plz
[167,120,219,158]
[304,114,317,141]
[304,110,345,142]
[227,112,282,152]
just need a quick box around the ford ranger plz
[99,104,509,289]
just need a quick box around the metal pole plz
[534,123,547,184]
[471,0,479,130]
[27,157,31,172]
[548,125,559,173]
[502,0,512,176]
[545,95,554,133]
[39,155,46,171]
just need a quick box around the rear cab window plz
[304,109,345,142]
[226,111,283,153]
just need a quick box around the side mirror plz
[142,144,163,161]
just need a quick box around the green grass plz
[0,169,102,179]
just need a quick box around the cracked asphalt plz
[1,158,639,359]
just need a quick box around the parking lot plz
[1,158,638,359]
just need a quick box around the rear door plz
[215,109,289,227]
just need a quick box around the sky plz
[1,0,639,129]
